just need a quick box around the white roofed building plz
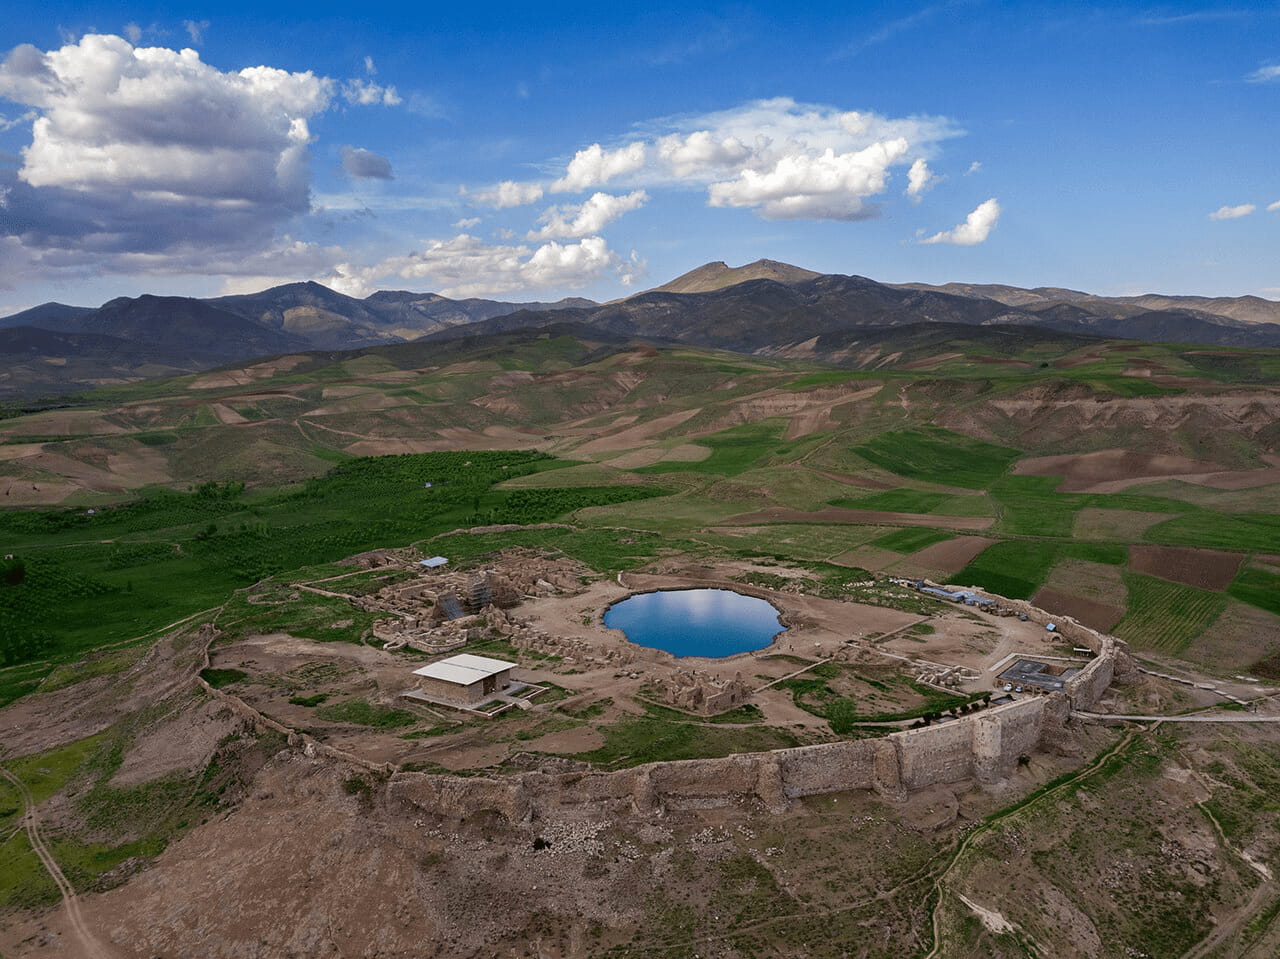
[410,653,517,706]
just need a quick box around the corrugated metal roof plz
[412,653,515,686]
[419,556,449,568]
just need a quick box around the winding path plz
[0,764,113,959]
[921,727,1143,959]
[1073,710,1280,723]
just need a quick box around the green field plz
[632,421,787,476]
[1146,511,1280,553]
[830,489,951,513]
[1112,574,1229,653]
[851,428,1020,489]
[954,540,1126,599]
[2,332,1278,704]
[1227,565,1280,616]
[868,528,955,553]
[0,451,665,682]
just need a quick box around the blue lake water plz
[603,588,785,658]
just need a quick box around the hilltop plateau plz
[1,268,1279,959]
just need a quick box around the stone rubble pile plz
[645,668,752,715]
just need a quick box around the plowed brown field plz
[1032,587,1125,633]
[1129,545,1243,591]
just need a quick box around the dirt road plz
[0,764,114,959]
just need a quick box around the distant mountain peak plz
[649,258,821,295]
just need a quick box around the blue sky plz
[0,1,1277,312]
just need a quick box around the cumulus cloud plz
[340,146,393,179]
[468,180,544,208]
[184,20,209,44]
[1247,64,1280,82]
[709,139,908,220]
[1269,200,1280,212]
[528,190,648,240]
[657,131,751,177]
[342,77,401,106]
[921,198,1001,246]
[905,158,935,200]
[328,233,631,299]
[551,141,647,192]
[0,34,332,259]
[1209,203,1256,220]
[453,216,481,228]
[519,97,961,222]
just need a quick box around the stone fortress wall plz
[389,592,1131,824]
[936,583,1133,710]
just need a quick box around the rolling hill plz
[3,259,1279,400]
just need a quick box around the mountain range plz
[2,261,1278,399]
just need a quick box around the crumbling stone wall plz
[512,626,643,667]
[384,601,1134,824]
[972,697,1051,782]
[773,740,885,797]
[645,669,752,715]
[935,583,1131,711]
[891,717,979,791]
[387,690,1081,823]
[194,624,395,777]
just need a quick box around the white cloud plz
[123,23,143,44]
[184,20,209,44]
[966,160,982,175]
[0,110,36,131]
[1247,64,1280,82]
[1209,203,1256,220]
[921,197,1001,246]
[619,249,647,287]
[1266,200,1280,212]
[551,142,647,192]
[0,35,331,237]
[905,158,935,200]
[468,180,544,208]
[528,190,648,240]
[501,97,961,222]
[656,131,751,177]
[342,77,401,106]
[453,216,481,229]
[0,33,356,284]
[708,139,908,220]
[340,146,393,179]
[329,234,628,299]
[364,55,377,75]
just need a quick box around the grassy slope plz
[1,335,1277,698]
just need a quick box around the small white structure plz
[419,556,448,569]
[411,653,516,706]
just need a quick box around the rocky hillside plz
[3,259,1278,399]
